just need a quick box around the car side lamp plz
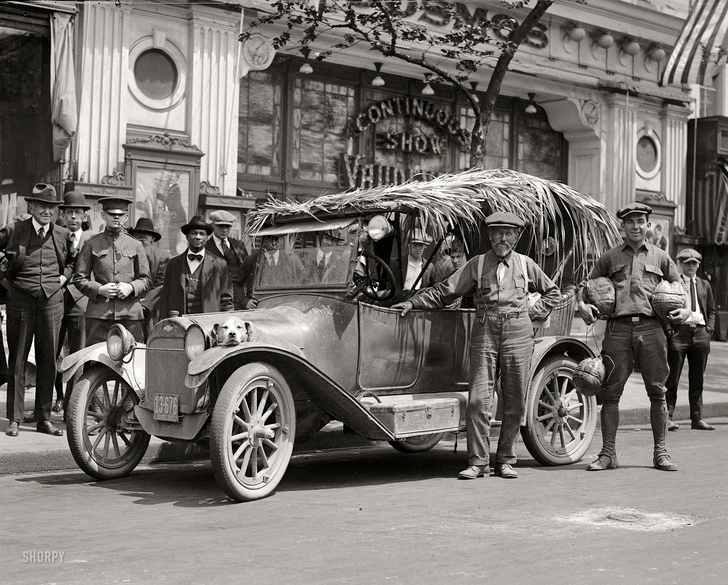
[367,215,393,241]
[107,324,136,362]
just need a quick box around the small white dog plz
[213,317,249,346]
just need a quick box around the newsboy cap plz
[208,210,236,225]
[485,211,526,229]
[676,248,702,263]
[99,196,132,214]
[616,202,652,220]
[181,215,213,235]
[25,183,61,205]
[59,190,91,211]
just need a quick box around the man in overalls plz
[393,213,560,479]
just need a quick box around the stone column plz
[662,103,691,228]
[604,93,637,214]
[188,6,240,197]
[75,1,128,182]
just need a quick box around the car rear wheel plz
[389,433,444,453]
[67,365,150,480]
[210,362,296,502]
[521,356,597,466]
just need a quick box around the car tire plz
[389,433,444,453]
[66,365,150,480]
[520,356,597,466]
[210,362,296,502]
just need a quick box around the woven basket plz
[584,277,616,317]
[650,281,686,319]
[573,356,606,397]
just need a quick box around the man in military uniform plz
[1,184,73,437]
[577,202,690,472]
[205,210,248,308]
[128,217,169,340]
[393,213,561,480]
[73,196,151,345]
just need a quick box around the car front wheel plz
[521,356,597,466]
[66,365,150,480]
[389,433,444,453]
[210,362,296,502]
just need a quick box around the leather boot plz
[651,402,678,471]
[587,404,619,471]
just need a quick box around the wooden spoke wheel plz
[389,433,444,453]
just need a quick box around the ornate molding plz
[199,181,220,196]
[100,171,126,186]
[125,133,203,153]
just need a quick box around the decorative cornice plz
[100,171,126,186]
[199,181,221,196]
[126,133,202,152]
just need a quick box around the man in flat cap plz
[577,202,690,472]
[129,217,170,340]
[73,196,151,346]
[393,211,560,480]
[158,216,233,318]
[206,210,249,309]
[665,248,716,431]
[53,190,93,414]
[0,183,74,436]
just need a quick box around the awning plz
[661,0,728,88]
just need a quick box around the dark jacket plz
[140,243,170,315]
[158,251,234,318]
[681,274,716,333]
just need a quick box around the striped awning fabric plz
[661,0,728,87]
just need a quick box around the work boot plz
[651,401,677,470]
[586,453,619,471]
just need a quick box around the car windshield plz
[254,221,357,290]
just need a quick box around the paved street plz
[1,420,726,585]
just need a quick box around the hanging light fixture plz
[421,73,434,96]
[470,81,479,103]
[371,62,385,87]
[299,47,313,74]
[525,92,537,115]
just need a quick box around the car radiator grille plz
[145,336,195,414]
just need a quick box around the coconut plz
[584,277,616,317]
[573,356,606,397]
[650,280,686,319]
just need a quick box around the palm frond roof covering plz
[246,168,622,281]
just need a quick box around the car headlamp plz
[184,324,208,360]
[107,324,136,362]
[367,215,393,241]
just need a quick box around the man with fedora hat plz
[159,215,233,318]
[0,183,75,436]
[577,202,690,472]
[303,230,349,285]
[393,212,560,479]
[73,196,150,346]
[665,248,716,432]
[52,190,93,415]
[206,210,248,309]
[129,217,170,340]
[402,228,436,290]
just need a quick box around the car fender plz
[60,342,146,393]
[186,344,395,441]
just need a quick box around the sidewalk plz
[2,341,728,474]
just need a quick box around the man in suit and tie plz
[0,183,74,437]
[129,217,170,340]
[666,248,717,431]
[257,234,304,288]
[53,190,92,414]
[158,215,234,319]
[206,210,248,309]
[304,231,349,285]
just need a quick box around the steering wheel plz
[350,251,397,301]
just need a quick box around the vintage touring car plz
[62,169,621,502]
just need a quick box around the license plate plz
[153,394,179,422]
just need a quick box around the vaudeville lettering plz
[350,97,471,151]
[339,154,441,190]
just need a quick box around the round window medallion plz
[134,49,177,100]
[636,136,658,174]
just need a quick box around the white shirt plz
[69,228,83,250]
[212,234,230,256]
[316,249,333,267]
[186,248,206,274]
[684,275,706,326]
[31,218,48,239]
[264,250,280,266]
[404,257,424,290]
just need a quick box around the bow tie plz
[188,253,203,262]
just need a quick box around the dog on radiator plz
[212,317,260,346]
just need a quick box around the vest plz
[185,263,203,315]
[12,229,62,298]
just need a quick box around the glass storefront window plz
[458,106,510,170]
[292,78,356,183]
[238,70,283,177]
[517,115,563,180]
